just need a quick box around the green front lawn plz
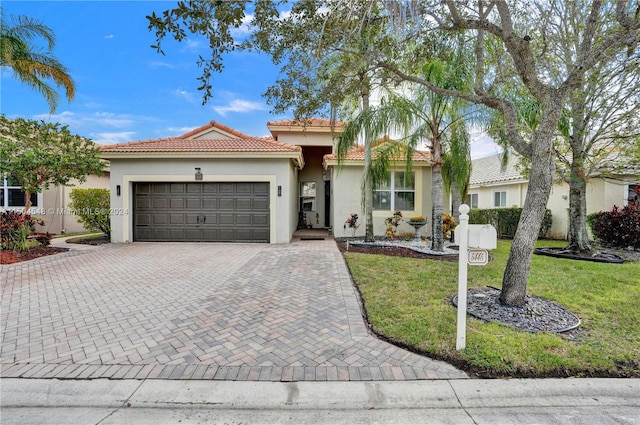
[344,240,640,377]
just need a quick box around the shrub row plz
[589,203,640,249]
[1,210,45,251]
[468,207,552,239]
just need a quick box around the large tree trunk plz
[566,90,592,252]
[362,88,375,242]
[431,163,444,251]
[500,112,559,306]
[567,158,591,251]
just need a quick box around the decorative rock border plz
[452,286,581,333]
[534,247,624,264]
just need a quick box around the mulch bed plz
[336,241,458,262]
[1,247,69,265]
[452,286,581,333]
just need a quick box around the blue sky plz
[1,1,499,157]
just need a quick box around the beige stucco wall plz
[469,175,639,240]
[276,131,336,147]
[469,182,527,210]
[108,157,296,244]
[35,172,111,235]
[330,165,432,238]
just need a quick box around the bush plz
[68,188,111,235]
[468,207,552,239]
[1,211,44,251]
[384,210,403,239]
[590,203,640,249]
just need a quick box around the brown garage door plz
[134,182,270,242]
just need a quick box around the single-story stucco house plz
[101,119,435,244]
[468,154,640,239]
[1,171,110,235]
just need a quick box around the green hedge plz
[468,207,552,239]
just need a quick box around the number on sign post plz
[468,249,489,266]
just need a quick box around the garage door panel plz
[236,183,253,194]
[253,183,269,194]
[236,228,253,240]
[202,198,218,209]
[153,198,169,209]
[202,183,218,193]
[136,198,151,209]
[152,184,169,194]
[252,198,269,210]
[170,198,184,209]
[153,214,169,225]
[186,198,201,209]
[236,213,252,225]
[236,198,252,210]
[219,213,235,225]
[201,214,217,224]
[218,228,235,240]
[252,229,269,242]
[169,214,184,225]
[253,213,269,225]
[186,183,202,193]
[134,182,270,242]
[202,229,219,240]
[136,214,151,226]
[170,184,185,193]
[219,198,234,210]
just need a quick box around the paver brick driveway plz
[1,239,467,381]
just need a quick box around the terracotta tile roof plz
[178,120,252,139]
[101,137,302,153]
[470,154,525,186]
[267,118,344,128]
[323,143,431,163]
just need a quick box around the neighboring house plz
[1,172,110,235]
[102,119,435,244]
[468,154,640,239]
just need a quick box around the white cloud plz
[86,112,135,128]
[173,89,197,104]
[213,99,268,117]
[181,38,206,53]
[104,34,114,39]
[230,14,254,38]
[32,111,81,126]
[149,61,176,69]
[166,126,197,136]
[91,131,137,145]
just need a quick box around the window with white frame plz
[467,193,479,209]
[494,190,507,207]
[1,177,38,209]
[374,171,415,211]
[626,183,639,205]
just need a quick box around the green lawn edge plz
[343,239,640,378]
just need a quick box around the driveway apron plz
[1,240,467,381]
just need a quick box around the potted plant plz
[407,215,427,243]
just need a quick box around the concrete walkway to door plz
[1,236,467,381]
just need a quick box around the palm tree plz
[442,117,472,222]
[1,11,75,113]
[338,52,475,251]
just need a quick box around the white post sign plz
[455,205,497,351]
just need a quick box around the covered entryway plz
[133,182,269,242]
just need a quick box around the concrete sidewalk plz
[2,378,639,424]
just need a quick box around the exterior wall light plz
[195,167,203,181]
